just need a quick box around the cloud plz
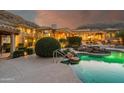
[34,10,124,29]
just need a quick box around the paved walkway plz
[0,55,80,83]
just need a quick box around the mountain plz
[77,22,124,30]
[0,10,39,28]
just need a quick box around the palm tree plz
[116,30,124,45]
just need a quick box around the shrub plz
[67,36,82,48]
[18,43,26,51]
[35,37,61,57]
[26,48,34,55]
[12,50,25,58]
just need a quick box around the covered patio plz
[0,24,20,58]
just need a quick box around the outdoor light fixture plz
[25,39,27,43]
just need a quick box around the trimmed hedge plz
[26,48,34,55]
[67,36,82,48]
[12,48,34,58]
[12,50,25,58]
[35,37,61,57]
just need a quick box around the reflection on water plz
[79,51,124,64]
[71,51,124,83]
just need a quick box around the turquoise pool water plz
[71,51,124,83]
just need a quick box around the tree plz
[116,30,124,45]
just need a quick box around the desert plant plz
[59,38,67,43]
[59,38,67,48]
[35,37,61,57]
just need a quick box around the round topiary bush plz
[35,37,61,57]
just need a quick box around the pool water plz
[71,51,124,83]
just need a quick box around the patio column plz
[10,33,15,57]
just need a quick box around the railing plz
[53,49,66,63]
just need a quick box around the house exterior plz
[0,11,43,57]
[72,28,122,45]
[0,21,20,56]
[0,10,124,58]
[0,11,41,48]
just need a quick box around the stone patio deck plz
[0,54,80,83]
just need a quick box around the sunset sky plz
[9,10,124,29]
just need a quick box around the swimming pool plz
[71,51,124,83]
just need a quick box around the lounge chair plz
[77,46,87,51]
